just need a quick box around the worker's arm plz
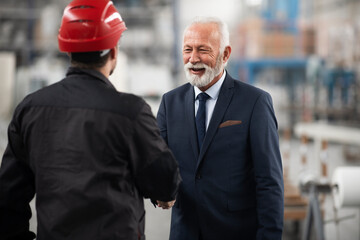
[0,111,36,240]
[129,102,181,203]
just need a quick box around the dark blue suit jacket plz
[157,73,284,240]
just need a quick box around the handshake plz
[156,200,176,210]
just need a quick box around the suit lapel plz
[184,86,200,158]
[196,75,235,170]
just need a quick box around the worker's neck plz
[96,60,114,79]
[96,67,110,79]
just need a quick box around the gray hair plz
[183,16,230,52]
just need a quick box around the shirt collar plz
[66,67,115,89]
[194,70,226,100]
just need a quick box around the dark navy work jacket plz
[0,67,181,240]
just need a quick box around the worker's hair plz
[183,16,230,52]
[70,50,111,69]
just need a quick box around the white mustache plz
[184,62,210,71]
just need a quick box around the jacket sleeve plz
[249,92,284,240]
[0,113,36,240]
[128,102,181,202]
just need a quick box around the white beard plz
[184,54,224,88]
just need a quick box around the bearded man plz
[156,17,284,240]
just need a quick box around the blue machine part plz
[261,0,299,33]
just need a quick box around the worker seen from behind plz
[0,0,181,239]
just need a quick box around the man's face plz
[182,23,224,88]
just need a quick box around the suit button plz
[196,174,201,180]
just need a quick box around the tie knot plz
[197,92,210,101]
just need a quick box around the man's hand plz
[157,200,176,209]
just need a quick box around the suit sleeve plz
[129,101,181,202]
[0,113,36,240]
[249,92,284,240]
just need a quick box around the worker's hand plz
[157,200,176,209]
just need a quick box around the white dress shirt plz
[194,70,226,130]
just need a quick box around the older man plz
[157,17,284,240]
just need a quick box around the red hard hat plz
[58,0,127,53]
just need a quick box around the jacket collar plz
[66,67,116,89]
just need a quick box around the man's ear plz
[110,46,117,59]
[223,46,232,63]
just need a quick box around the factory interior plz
[0,0,360,239]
